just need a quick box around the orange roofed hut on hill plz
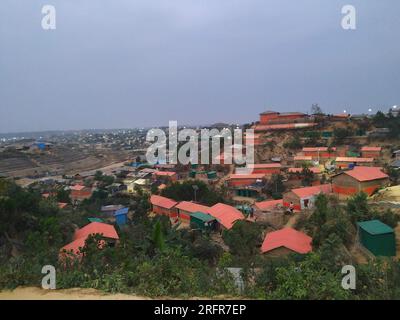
[259,111,307,125]
[335,157,374,169]
[302,147,336,159]
[361,146,382,159]
[207,203,245,230]
[175,201,211,224]
[59,222,119,262]
[150,195,178,218]
[247,163,282,175]
[332,166,389,198]
[261,227,312,256]
[227,173,265,187]
[283,184,332,211]
[69,184,93,202]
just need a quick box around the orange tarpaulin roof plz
[73,222,119,241]
[150,195,178,209]
[254,199,283,211]
[261,227,312,254]
[207,203,245,230]
[344,166,388,182]
[291,184,332,199]
[175,201,211,213]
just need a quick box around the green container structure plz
[189,170,197,178]
[322,131,333,138]
[191,164,199,169]
[207,171,217,179]
[88,217,104,223]
[357,220,396,256]
[236,189,259,198]
[347,151,360,157]
[190,212,216,231]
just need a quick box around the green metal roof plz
[190,211,215,222]
[357,220,394,235]
[88,217,104,223]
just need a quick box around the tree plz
[56,188,71,204]
[311,103,323,115]
[152,220,165,251]
[346,192,370,224]
[222,221,262,257]
[269,253,351,300]
[264,174,285,199]
[333,127,353,144]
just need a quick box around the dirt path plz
[285,214,299,228]
[0,287,234,300]
[0,287,149,300]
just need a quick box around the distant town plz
[1,105,400,299]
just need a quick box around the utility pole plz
[192,185,199,202]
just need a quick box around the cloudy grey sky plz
[0,0,399,133]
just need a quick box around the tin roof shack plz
[69,184,93,203]
[101,205,125,216]
[254,123,317,132]
[332,167,389,198]
[59,222,119,261]
[153,171,178,183]
[175,201,211,224]
[293,155,313,167]
[261,227,312,256]
[114,207,129,226]
[287,167,322,185]
[253,199,284,226]
[207,203,245,230]
[150,195,178,218]
[259,111,307,125]
[361,146,382,159]
[247,163,281,175]
[302,147,336,160]
[335,157,374,169]
[357,220,396,257]
[190,212,217,231]
[227,173,265,187]
[283,184,332,212]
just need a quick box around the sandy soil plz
[0,287,234,300]
[0,287,151,300]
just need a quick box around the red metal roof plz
[175,201,211,213]
[70,184,86,191]
[302,147,336,152]
[150,195,178,209]
[229,173,265,179]
[207,203,245,229]
[58,202,68,209]
[248,163,282,169]
[73,222,119,241]
[288,167,321,174]
[294,155,313,161]
[254,123,317,131]
[361,146,382,152]
[60,237,106,260]
[153,171,176,177]
[344,166,388,182]
[254,199,283,211]
[261,227,312,254]
[291,184,332,199]
[336,157,374,162]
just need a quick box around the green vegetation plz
[161,180,225,206]
[1,179,400,299]
[283,136,303,150]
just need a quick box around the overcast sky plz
[0,0,399,133]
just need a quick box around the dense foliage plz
[1,179,400,299]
